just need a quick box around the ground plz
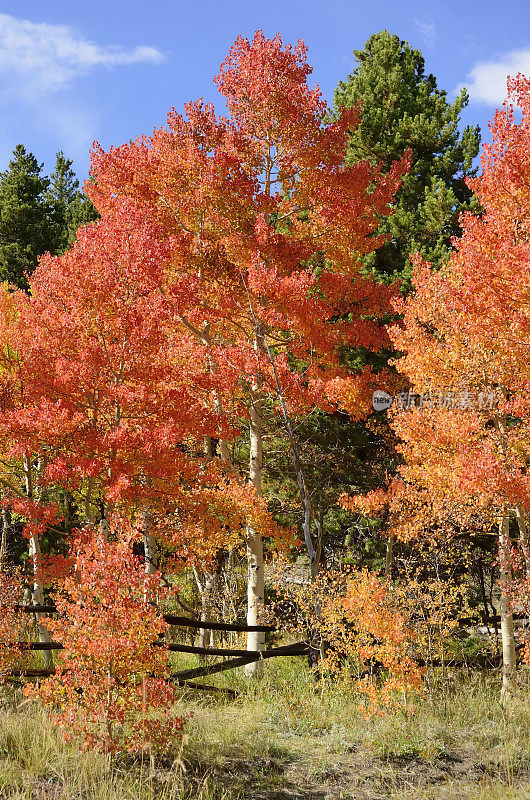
[0,660,528,799]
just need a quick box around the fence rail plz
[3,602,526,693]
[11,640,307,659]
[3,602,305,696]
[9,604,276,633]
[10,603,528,630]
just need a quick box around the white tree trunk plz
[499,512,517,702]
[142,509,157,575]
[28,529,53,668]
[246,386,265,677]
[0,509,7,570]
[24,457,53,668]
[385,533,394,579]
[195,569,218,651]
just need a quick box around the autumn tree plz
[271,564,423,714]
[0,190,288,625]
[85,31,407,674]
[0,187,296,740]
[0,196,259,559]
[27,525,186,754]
[356,74,530,699]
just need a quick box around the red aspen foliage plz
[85,31,408,426]
[8,199,216,509]
[0,198,284,565]
[26,524,185,753]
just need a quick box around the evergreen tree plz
[0,145,53,290]
[0,147,98,290]
[47,152,98,254]
[332,30,481,285]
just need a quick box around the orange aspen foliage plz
[7,199,215,513]
[346,75,530,538]
[271,564,423,715]
[85,32,407,420]
[346,74,530,696]
[0,197,289,564]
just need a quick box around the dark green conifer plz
[0,145,53,290]
[47,151,98,254]
[332,30,481,285]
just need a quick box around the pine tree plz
[0,147,99,290]
[47,152,98,254]
[333,30,481,285]
[0,145,53,290]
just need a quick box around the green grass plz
[0,659,529,799]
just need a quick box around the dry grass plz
[0,659,528,799]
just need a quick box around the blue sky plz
[0,0,529,183]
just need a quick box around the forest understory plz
[0,662,528,800]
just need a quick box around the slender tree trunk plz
[259,332,321,576]
[194,567,218,652]
[28,533,50,643]
[493,410,518,700]
[222,547,237,627]
[196,436,220,651]
[258,330,326,669]
[212,393,238,476]
[246,384,265,676]
[475,556,492,621]
[211,396,240,632]
[143,509,158,577]
[178,317,243,644]
[385,533,394,579]
[24,457,53,668]
[84,476,96,525]
[217,435,231,464]
[98,515,110,540]
[499,512,517,702]
[0,509,7,571]
[203,435,213,462]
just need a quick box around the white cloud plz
[0,14,165,170]
[459,48,530,105]
[0,13,165,93]
[415,20,437,49]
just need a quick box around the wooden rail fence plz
[2,603,526,696]
[4,603,308,698]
